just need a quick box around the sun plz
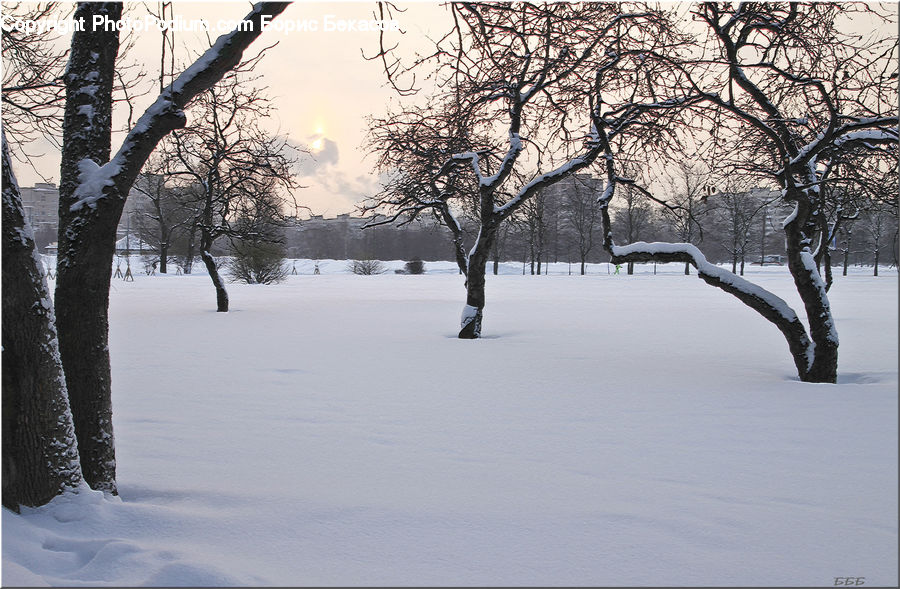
[310,137,324,152]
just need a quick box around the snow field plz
[3,265,897,586]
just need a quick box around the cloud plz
[285,135,340,178]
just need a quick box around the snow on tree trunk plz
[459,229,495,339]
[2,133,83,511]
[55,1,122,493]
[201,249,229,313]
[54,2,289,492]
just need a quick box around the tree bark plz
[54,1,290,492]
[3,134,83,511]
[55,2,122,493]
[159,240,168,274]
[201,247,229,312]
[459,229,495,339]
[783,203,838,383]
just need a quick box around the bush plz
[404,257,426,274]
[228,240,288,284]
[348,259,386,275]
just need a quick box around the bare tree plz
[710,186,772,276]
[372,3,682,338]
[52,1,290,494]
[610,179,652,275]
[598,2,898,383]
[169,60,298,311]
[132,150,195,274]
[1,2,69,165]
[362,99,484,276]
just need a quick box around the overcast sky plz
[7,1,895,216]
[9,1,452,217]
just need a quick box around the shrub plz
[228,240,288,284]
[404,257,426,274]
[348,259,386,275]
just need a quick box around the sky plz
[6,1,453,217]
[4,1,896,216]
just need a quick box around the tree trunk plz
[580,256,586,276]
[159,240,168,274]
[627,261,634,275]
[2,134,83,511]
[184,226,197,274]
[739,256,745,276]
[873,249,879,276]
[54,2,122,494]
[784,211,838,383]
[200,248,229,312]
[731,255,737,274]
[459,229,495,339]
[684,261,690,275]
[842,247,850,276]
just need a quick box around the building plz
[19,183,60,249]
[17,181,149,250]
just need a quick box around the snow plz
[611,241,802,327]
[3,261,897,586]
[68,159,121,212]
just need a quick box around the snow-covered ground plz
[3,261,897,586]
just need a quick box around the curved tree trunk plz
[3,135,83,511]
[201,247,229,312]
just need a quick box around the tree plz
[363,100,483,277]
[2,133,82,512]
[710,186,772,276]
[373,3,680,338]
[859,202,897,277]
[1,2,69,165]
[169,60,298,312]
[609,177,652,275]
[132,152,195,274]
[598,2,898,383]
[52,1,290,494]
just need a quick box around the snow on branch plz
[103,2,291,202]
[608,240,814,373]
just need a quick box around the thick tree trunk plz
[784,212,838,383]
[201,247,229,312]
[55,2,122,494]
[3,135,83,511]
